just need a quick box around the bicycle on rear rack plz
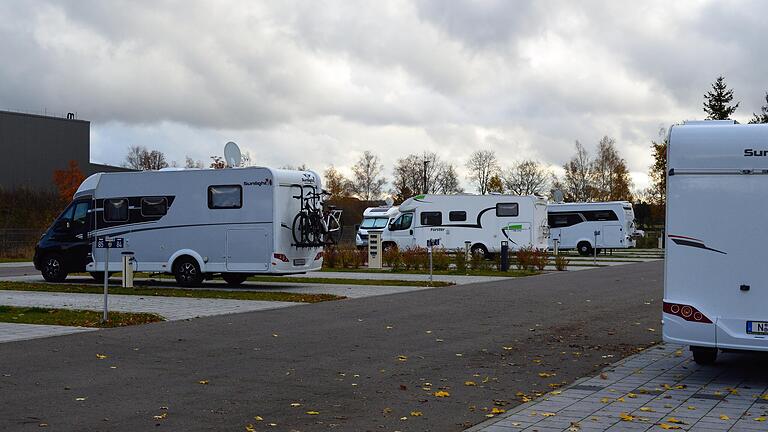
[291,185,343,247]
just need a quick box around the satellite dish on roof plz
[553,189,564,203]
[224,141,242,168]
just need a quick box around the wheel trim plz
[45,258,61,276]
[178,262,198,282]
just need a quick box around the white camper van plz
[356,205,400,247]
[34,167,336,286]
[664,121,768,364]
[548,201,641,255]
[380,194,549,256]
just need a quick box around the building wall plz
[0,110,131,190]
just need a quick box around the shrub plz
[323,247,339,269]
[432,247,451,271]
[531,248,549,271]
[515,246,534,270]
[453,248,467,273]
[554,254,569,271]
[383,247,402,271]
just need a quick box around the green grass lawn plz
[0,258,33,263]
[0,305,162,328]
[0,281,343,303]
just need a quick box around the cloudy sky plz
[1,0,766,192]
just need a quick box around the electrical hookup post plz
[593,230,600,266]
[426,238,440,286]
[96,236,124,323]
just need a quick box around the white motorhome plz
[34,167,333,286]
[380,194,549,256]
[664,120,768,364]
[356,205,400,247]
[548,201,641,255]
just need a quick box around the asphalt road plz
[0,264,37,277]
[0,261,663,432]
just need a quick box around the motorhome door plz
[602,224,624,247]
[226,228,270,271]
[387,212,416,248]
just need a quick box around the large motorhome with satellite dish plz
[380,194,549,255]
[356,203,400,247]
[664,120,768,364]
[547,201,641,255]
[33,164,341,286]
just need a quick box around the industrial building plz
[0,109,129,191]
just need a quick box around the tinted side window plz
[421,211,442,226]
[449,211,467,222]
[72,202,89,228]
[548,213,583,228]
[208,185,242,209]
[141,197,168,216]
[104,198,129,222]
[391,213,413,231]
[496,203,519,217]
[581,210,619,221]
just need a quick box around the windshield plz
[360,217,389,229]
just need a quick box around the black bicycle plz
[291,186,342,247]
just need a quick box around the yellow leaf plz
[410,410,422,417]
[659,423,681,430]
[538,372,555,378]
[619,412,634,421]
[290,403,301,407]
[485,414,495,418]
[464,381,477,386]
[254,416,263,421]
[95,354,108,359]
[639,407,654,412]
[153,412,167,420]
[306,411,319,415]
[502,346,514,350]
[627,393,637,398]
[397,355,408,362]
[600,397,612,403]
[245,424,256,432]
[755,417,767,422]
[551,390,562,395]
[198,380,209,385]
[433,390,450,398]
[761,394,768,400]
[75,397,86,401]
[666,418,685,424]
[719,415,730,420]
[272,333,278,337]
[541,412,556,417]
[687,406,696,410]
[674,350,683,357]
[491,407,505,414]
[383,407,392,414]
[616,397,625,402]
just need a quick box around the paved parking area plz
[468,343,768,432]
[0,322,96,343]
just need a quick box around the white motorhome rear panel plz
[664,122,768,353]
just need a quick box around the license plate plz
[293,259,306,266]
[746,321,768,335]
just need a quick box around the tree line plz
[121,75,768,207]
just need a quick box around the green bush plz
[432,247,451,270]
[453,248,467,273]
[554,254,569,271]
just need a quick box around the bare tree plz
[123,145,169,171]
[560,140,593,201]
[351,151,386,200]
[391,152,462,201]
[503,160,550,195]
[184,156,204,169]
[280,163,310,171]
[591,136,633,201]
[323,165,352,199]
[465,150,500,195]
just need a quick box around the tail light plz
[273,253,289,263]
[314,251,323,261]
[663,302,712,323]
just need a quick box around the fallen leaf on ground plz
[627,393,637,398]
[290,403,301,407]
[245,424,256,432]
[254,416,263,421]
[541,412,556,417]
[619,413,635,421]
[755,417,767,422]
[96,354,108,359]
[659,423,681,430]
[502,346,513,350]
[410,410,422,417]
[400,416,408,421]
[75,397,86,401]
[153,413,167,420]
[397,355,408,362]
[719,415,730,420]
[600,397,612,403]
[640,407,655,412]
[198,380,209,385]
[433,390,450,398]
[600,373,608,379]
[306,411,319,415]
[464,381,476,386]
[538,372,555,378]
[551,390,562,395]
[491,407,505,414]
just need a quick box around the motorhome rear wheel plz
[173,257,204,287]
[691,347,717,365]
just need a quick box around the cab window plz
[390,213,413,231]
[71,202,89,229]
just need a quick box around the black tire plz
[222,273,248,286]
[292,212,312,245]
[471,243,490,259]
[41,254,68,282]
[89,272,115,283]
[577,241,593,256]
[173,256,204,287]
[691,346,718,365]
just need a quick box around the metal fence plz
[0,228,40,252]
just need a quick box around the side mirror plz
[354,224,360,231]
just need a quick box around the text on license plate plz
[293,259,306,266]
[747,321,768,335]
